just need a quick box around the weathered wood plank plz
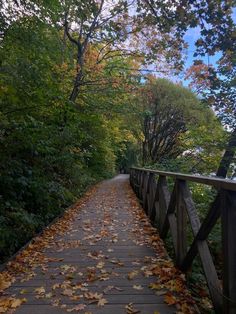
[142,172,150,212]
[146,173,155,217]
[176,180,187,267]
[179,181,222,313]
[144,172,153,213]
[149,178,159,222]
[15,304,175,314]
[221,190,236,314]
[157,176,170,235]
[3,174,187,314]
[131,167,236,191]
[130,167,236,314]
[181,193,221,270]
[160,183,178,256]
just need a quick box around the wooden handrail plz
[130,167,236,314]
[132,167,236,191]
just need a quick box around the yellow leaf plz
[127,270,139,280]
[67,304,86,312]
[62,289,74,297]
[0,273,12,291]
[133,285,143,290]
[96,261,105,269]
[11,298,26,308]
[34,287,45,295]
[97,298,108,306]
[52,283,60,290]
[125,303,140,314]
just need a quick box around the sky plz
[184,27,220,69]
[141,6,236,87]
[182,27,221,87]
[181,7,236,87]
[184,7,236,69]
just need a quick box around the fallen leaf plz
[0,280,11,291]
[96,261,105,269]
[45,292,53,299]
[52,283,61,290]
[62,289,74,297]
[125,303,140,314]
[34,287,45,295]
[97,298,108,306]
[133,285,143,290]
[67,304,86,312]
[84,292,103,300]
[164,293,177,305]
[127,270,139,280]
[11,298,26,308]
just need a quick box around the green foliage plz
[139,78,224,173]
[0,15,136,262]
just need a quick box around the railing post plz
[142,171,149,209]
[176,179,187,267]
[149,177,158,222]
[158,176,170,233]
[138,170,144,200]
[147,173,157,219]
[129,167,236,313]
[221,190,236,313]
[130,169,133,188]
[144,172,154,213]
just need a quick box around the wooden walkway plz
[0,175,196,313]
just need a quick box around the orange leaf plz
[164,293,177,305]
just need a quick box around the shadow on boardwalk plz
[0,175,197,313]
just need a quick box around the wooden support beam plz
[157,176,170,233]
[149,177,158,222]
[221,190,236,314]
[142,172,150,213]
[176,180,187,267]
[181,193,221,271]
[146,173,155,217]
[160,183,177,256]
[179,181,222,313]
[129,167,236,313]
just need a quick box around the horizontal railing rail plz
[130,167,236,314]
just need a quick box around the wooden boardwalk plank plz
[0,175,197,313]
[15,304,175,314]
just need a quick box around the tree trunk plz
[69,69,83,102]
[69,85,79,102]
[216,128,236,178]
[142,140,149,166]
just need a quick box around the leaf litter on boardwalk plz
[0,179,198,313]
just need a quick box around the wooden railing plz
[130,167,236,314]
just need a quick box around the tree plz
[143,0,236,178]
[0,11,141,260]
[186,57,236,178]
[139,78,224,171]
[62,0,191,103]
